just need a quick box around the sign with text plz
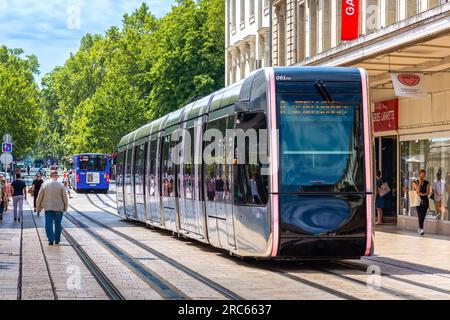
[373,99,398,132]
[341,0,359,41]
[2,143,12,153]
[391,73,428,98]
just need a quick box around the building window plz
[232,0,236,32]
[386,0,397,26]
[309,0,318,57]
[322,0,331,50]
[428,0,440,9]
[250,0,255,19]
[297,2,305,61]
[407,0,418,18]
[241,0,246,29]
[401,138,450,222]
[336,0,342,46]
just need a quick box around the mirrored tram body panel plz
[116,67,374,259]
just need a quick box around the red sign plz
[372,99,398,132]
[397,74,421,86]
[341,0,359,41]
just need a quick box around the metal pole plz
[269,0,273,67]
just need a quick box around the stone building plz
[225,0,272,86]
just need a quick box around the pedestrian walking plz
[36,171,69,245]
[0,179,5,221]
[64,180,72,199]
[11,173,27,222]
[4,178,11,213]
[432,171,445,220]
[30,173,44,215]
[375,170,385,225]
[413,169,430,236]
[27,165,30,177]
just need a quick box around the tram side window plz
[184,127,195,200]
[161,135,177,197]
[134,144,146,194]
[126,149,133,185]
[204,117,228,202]
[118,151,126,187]
[148,139,158,197]
[234,113,269,206]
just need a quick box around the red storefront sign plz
[341,0,359,41]
[372,99,399,132]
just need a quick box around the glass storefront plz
[401,137,450,221]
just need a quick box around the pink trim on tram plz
[359,68,373,257]
[268,69,280,257]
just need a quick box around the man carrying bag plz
[36,171,69,245]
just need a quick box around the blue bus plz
[73,154,110,193]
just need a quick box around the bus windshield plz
[277,83,364,193]
[79,155,108,171]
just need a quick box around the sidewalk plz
[363,224,450,280]
[0,201,107,300]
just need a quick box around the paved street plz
[0,184,449,300]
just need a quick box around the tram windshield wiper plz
[314,80,333,102]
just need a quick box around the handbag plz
[378,182,391,197]
[409,190,422,207]
[28,185,35,195]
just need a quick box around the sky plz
[0,0,175,82]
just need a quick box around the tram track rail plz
[330,260,450,297]
[84,192,447,300]
[72,197,244,300]
[362,256,450,280]
[17,209,24,300]
[29,204,58,300]
[86,193,367,300]
[64,210,188,300]
[61,228,125,300]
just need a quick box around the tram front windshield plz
[277,82,364,194]
[79,155,108,171]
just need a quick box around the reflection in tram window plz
[234,113,269,206]
[207,175,215,201]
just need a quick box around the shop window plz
[401,138,450,221]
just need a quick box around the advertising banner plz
[341,0,359,40]
[372,99,399,132]
[391,73,428,98]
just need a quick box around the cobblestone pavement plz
[1,186,449,300]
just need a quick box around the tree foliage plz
[38,0,225,160]
[0,46,41,158]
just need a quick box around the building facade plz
[225,0,272,86]
[227,0,450,235]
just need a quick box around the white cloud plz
[0,0,175,80]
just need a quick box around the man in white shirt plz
[36,171,69,245]
[433,172,445,219]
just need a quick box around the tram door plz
[205,114,236,249]
[161,132,179,232]
[179,123,198,235]
[225,114,237,248]
[147,136,161,224]
[124,147,137,219]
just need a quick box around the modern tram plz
[116,67,374,259]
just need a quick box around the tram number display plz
[280,100,353,116]
[87,172,100,184]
